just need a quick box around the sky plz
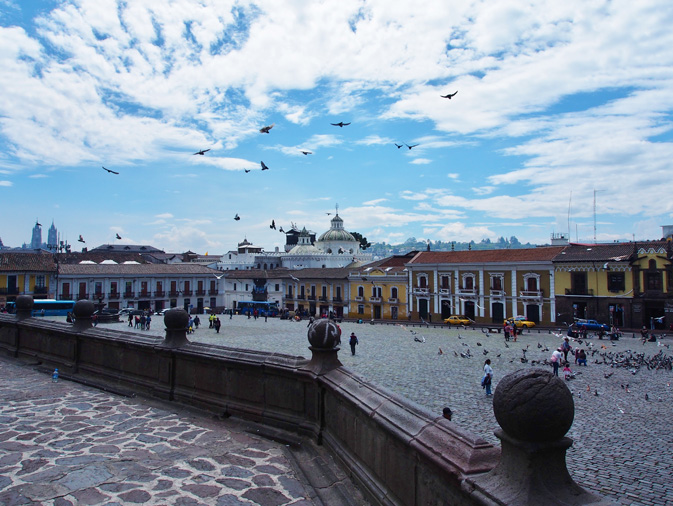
[1,0,673,254]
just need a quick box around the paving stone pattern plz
[39,317,673,504]
[0,355,338,505]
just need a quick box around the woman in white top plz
[483,359,493,396]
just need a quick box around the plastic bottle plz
[52,368,59,383]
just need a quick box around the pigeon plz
[414,337,425,343]
[476,342,482,346]
[261,161,269,171]
[213,273,225,279]
[405,143,419,150]
[244,169,251,173]
[438,348,444,355]
[300,150,312,155]
[115,233,122,240]
[453,351,458,357]
[440,91,458,99]
[331,122,351,127]
[193,149,210,155]
[604,372,614,379]
[394,143,404,149]
[537,342,542,348]
[259,124,274,134]
[234,214,240,221]
[483,349,489,355]
[102,166,119,174]
[270,220,276,230]
[279,226,285,233]
[645,393,649,401]
[594,390,599,396]
[78,235,85,243]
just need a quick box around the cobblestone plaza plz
[17,316,673,504]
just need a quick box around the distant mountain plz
[367,236,537,257]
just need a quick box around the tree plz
[351,232,371,251]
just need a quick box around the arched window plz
[391,287,398,299]
[358,286,364,297]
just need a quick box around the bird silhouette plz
[260,161,269,171]
[394,143,404,149]
[102,166,119,174]
[244,169,251,173]
[115,233,122,240]
[405,144,419,150]
[331,122,350,127]
[259,124,274,134]
[300,150,312,155]
[270,220,276,230]
[213,273,225,279]
[234,214,240,221]
[279,226,285,233]
[440,91,458,99]
[193,149,210,155]
[78,235,85,243]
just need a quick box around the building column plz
[549,269,556,323]
[433,268,439,314]
[479,268,485,318]
[511,269,518,317]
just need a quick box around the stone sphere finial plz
[164,308,190,330]
[493,368,574,443]
[73,300,95,319]
[307,319,341,349]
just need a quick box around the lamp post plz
[47,240,69,300]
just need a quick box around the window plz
[646,272,662,291]
[275,284,280,291]
[464,276,474,290]
[35,275,46,288]
[441,276,450,289]
[526,277,538,291]
[391,287,398,299]
[125,281,132,294]
[571,272,587,295]
[358,286,364,297]
[491,277,502,291]
[419,276,427,288]
[245,284,249,291]
[358,304,364,314]
[391,306,398,320]
[233,283,237,291]
[607,272,625,292]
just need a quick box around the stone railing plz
[0,295,610,506]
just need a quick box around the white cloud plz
[0,180,12,186]
[410,158,432,165]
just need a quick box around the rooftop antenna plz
[335,203,339,216]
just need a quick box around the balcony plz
[285,293,294,299]
[456,288,478,296]
[519,290,543,298]
[108,292,120,299]
[139,291,151,298]
[196,289,206,296]
[78,293,89,300]
[439,288,451,295]
[308,295,316,301]
[208,289,218,295]
[154,291,165,297]
[182,290,193,296]
[369,297,382,303]
[297,295,306,300]
[0,288,19,295]
[168,291,180,297]
[59,294,72,300]
[92,293,104,301]
[355,296,364,302]
[33,286,49,295]
[490,289,506,297]
[333,297,343,303]
[319,296,328,302]
[565,288,594,296]
[388,298,398,303]
[412,287,429,295]
[123,292,135,299]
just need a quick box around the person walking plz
[482,359,493,396]
[551,348,563,376]
[561,337,572,363]
[214,317,221,334]
[349,332,359,356]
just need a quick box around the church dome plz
[288,228,321,255]
[318,214,356,243]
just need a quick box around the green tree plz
[352,232,371,251]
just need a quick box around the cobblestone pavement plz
[47,316,673,504]
[0,353,367,506]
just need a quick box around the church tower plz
[47,221,58,248]
[30,221,42,249]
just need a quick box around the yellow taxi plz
[505,316,536,328]
[444,315,472,325]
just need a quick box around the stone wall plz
[0,298,610,506]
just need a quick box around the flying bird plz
[234,214,240,221]
[115,233,122,240]
[213,273,225,279]
[279,226,284,233]
[244,169,251,173]
[405,144,419,150]
[102,166,119,174]
[270,220,276,230]
[78,235,85,243]
[259,124,274,134]
[440,91,458,99]
[394,143,404,149]
[300,150,312,155]
[193,149,210,155]
[330,122,351,127]
[260,161,269,171]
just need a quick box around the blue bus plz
[236,301,279,317]
[6,299,76,316]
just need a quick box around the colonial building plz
[0,251,56,306]
[348,252,416,320]
[57,262,224,313]
[405,247,565,324]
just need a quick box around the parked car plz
[572,319,610,332]
[444,315,471,325]
[505,316,536,328]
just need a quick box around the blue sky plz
[2,0,673,253]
